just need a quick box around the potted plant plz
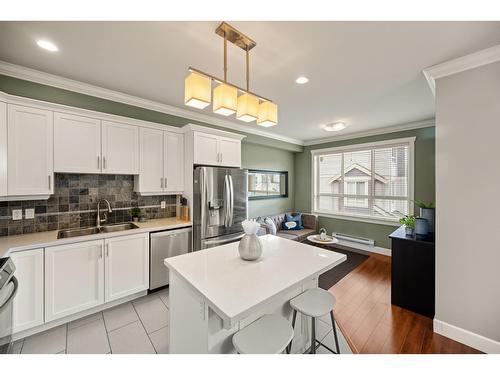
[399,215,416,236]
[129,207,141,222]
[414,200,435,233]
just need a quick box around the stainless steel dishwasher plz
[149,227,192,290]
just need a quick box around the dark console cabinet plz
[389,226,435,318]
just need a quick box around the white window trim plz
[310,136,415,226]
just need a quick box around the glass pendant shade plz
[213,83,238,116]
[257,101,278,127]
[236,93,259,122]
[184,72,211,109]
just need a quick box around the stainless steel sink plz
[57,222,139,239]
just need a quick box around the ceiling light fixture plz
[323,122,347,132]
[295,76,309,84]
[36,39,58,52]
[185,22,278,127]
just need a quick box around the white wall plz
[435,61,500,353]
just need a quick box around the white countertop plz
[0,217,192,257]
[165,234,346,326]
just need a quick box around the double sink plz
[57,222,139,239]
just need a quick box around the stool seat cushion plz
[232,314,294,354]
[290,288,336,318]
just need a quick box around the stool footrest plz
[303,340,339,354]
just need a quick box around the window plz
[248,170,288,200]
[311,137,415,224]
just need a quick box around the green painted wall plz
[0,74,299,217]
[241,143,295,218]
[294,127,435,248]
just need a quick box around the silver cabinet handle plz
[97,156,100,169]
[48,175,51,190]
[103,156,106,170]
[106,243,109,257]
[220,153,223,163]
[99,246,103,259]
[161,177,164,189]
[164,177,167,188]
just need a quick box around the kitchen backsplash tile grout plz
[0,173,179,236]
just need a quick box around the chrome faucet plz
[96,199,112,229]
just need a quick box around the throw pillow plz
[264,217,277,235]
[282,213,304,230]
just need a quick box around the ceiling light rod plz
[187,66,273,103]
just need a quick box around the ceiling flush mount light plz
[323,122,347,132]
[36,39,58,52]
[184,22,278,127]
[295,76,309,84]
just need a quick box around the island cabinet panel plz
[101,120,139,175]
[10,248,45,333]
[7,104,53,196]
[54,112,102,174]
[45,240,105,322]
[104,233,149,303]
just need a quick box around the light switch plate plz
[25,208,35,219]
[12,209,22,220]
[160,201,166,209]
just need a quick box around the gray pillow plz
[264,217,277,235]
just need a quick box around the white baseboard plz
[334,239,391,257]
[433,318,500,354]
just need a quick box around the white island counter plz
[164,235,346,354]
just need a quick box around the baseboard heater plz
[332,232,375,247]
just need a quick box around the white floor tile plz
[67,318,110,354]
[103,302,139,332]
[21,325,67,354]
[133,296,169,334]
[157,289,169,308]
[68,312,103,330]
[108,321,155,354]
[149,326,169,354]
[10,339,24,354]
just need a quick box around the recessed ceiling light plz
[295,76,309,84]
[323,122,347,132]
[36,40,58,52]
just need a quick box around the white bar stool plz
[287,288,340,354]
[232,314,294,354]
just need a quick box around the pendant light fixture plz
[184,22,278,127]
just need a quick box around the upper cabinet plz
[101,120,139,175]
[135,128,184,195]
[192,130,243,168]
[7,105,53,197]
[218,137,241,168]
[54,112,102,174]
[0,102,6,197]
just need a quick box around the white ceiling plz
[0,21,500,142]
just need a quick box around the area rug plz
[316,246,369,290]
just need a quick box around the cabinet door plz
[10,249,44,333]
[54,112,102,173]
[137,127,164,193]
[193,131,220,166]
[101,120,139,174]
[164,132,184,193]
[45,240,104,322]
[104,233,149,303]
[0,102,6,197]
[219,137,241,167]
[7,105,53,196]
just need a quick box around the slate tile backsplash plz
[0,173,178,237]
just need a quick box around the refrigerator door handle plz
[223,174,230,228]
[228,174,234,227]
[200,168,207,239]
[203,232,245,247]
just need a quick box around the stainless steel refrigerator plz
[193,166,248,251]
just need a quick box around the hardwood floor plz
[329,253,482,354]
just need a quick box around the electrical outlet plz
[160,201,166,209]
[25,208,35,219]
[12,209,22,221]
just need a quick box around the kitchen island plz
[164,234,346,354]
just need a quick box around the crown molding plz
[0,60,304,146]
[303,119,435,146]
[423,44,500,96]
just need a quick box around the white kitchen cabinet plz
[54,112,102,173]
[136,127,164,193]
[104,233,149,303]
[101,120,139,175]
[10,248,44,333]
[7,104,53,197]
[192,131,242,167]
[45,240,104,322]
[0,102,6,197]
[164,131,184,193]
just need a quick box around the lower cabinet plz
[104,233,149,303]
[10,248,44,333]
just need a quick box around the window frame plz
[248,169,289,200]
[310,137,415,226]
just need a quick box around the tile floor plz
[11,288,351,354]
